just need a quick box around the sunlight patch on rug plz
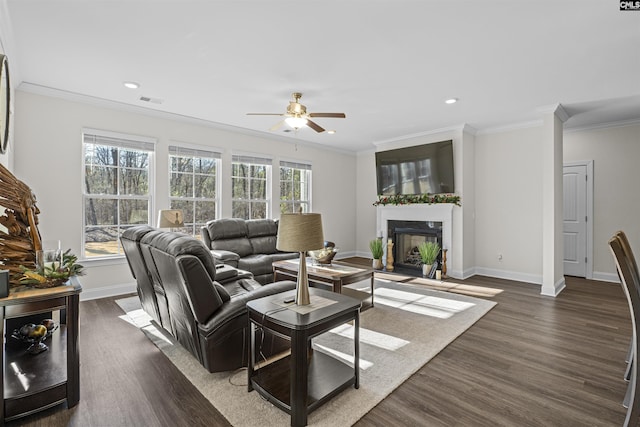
[375,287,475,318]
[329,323,410,351]
[313,343,374,370]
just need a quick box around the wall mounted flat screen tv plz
[375,140,455,196]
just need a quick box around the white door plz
[563,164,587,277]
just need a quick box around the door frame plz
[563,160,594,279]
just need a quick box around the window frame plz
[168,145,221,237]
[81,128,156,260]
[279,160,312,214]
[231,154,272,220]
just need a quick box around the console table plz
[247,288,360,427]
[0,277,82,422]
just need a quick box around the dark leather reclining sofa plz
[121,225,295,373]
[201,218,298,284]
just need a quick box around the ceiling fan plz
[247,92,345,133]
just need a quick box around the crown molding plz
[475,120,544,135]
[372,123,476,147]
[537,103,569,122]
[564,117,640,133]
[16,82,356,156]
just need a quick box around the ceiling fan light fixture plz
[285,116,308,129]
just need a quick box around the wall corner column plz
[541,104,568,296]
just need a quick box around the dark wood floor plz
[7,263,634,426]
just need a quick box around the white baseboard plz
[592,271,620,283]
[473,267,542,285]
[80,282,137,301]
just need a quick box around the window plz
[231,154,271,219]
[82,130,155,258]
[169,146,220,236]
[279,160,312,214]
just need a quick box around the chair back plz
[609,235,640,426]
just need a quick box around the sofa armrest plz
[198,280,296,337]
[210,249,240,268]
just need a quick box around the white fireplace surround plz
[376,204,453,268]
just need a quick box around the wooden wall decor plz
[0,163,42,285]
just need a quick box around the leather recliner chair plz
[121,225,296,373]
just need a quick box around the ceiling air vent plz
[139,96,163,104]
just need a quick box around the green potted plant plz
[369,238,384,270]
[418,241,440,277]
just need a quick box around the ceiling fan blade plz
[307,112,346,118]
[306,119,325,133]
[246,113,285,116]
[270,120,285,131]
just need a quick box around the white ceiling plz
[3,1,640,152]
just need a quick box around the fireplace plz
[376,203,454,278]
[388,220,442,274]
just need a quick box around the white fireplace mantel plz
[376,204,454,268]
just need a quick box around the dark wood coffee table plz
[272,259,374,309]
[247,288,360,427]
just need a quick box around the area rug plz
[116,279,496,426]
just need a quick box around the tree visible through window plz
[83,131,155,258]
[280,160,311,214]
[232,155,271,219]
[169,146,220,236]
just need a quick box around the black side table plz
[247,288,361,427]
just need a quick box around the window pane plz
[250,179,266,199]
[120,199,149,225]
[280,167,292,181]
[84,226,119,258]
[232,201,249,219]
[88,145,118,167]
[171,156,193,173]
[119,168,149,196]
[195,157,215,174]
[85,166,117,195]
[194,175,216,198]
[232,163,248,178]
[281,181,293,200]
[195,200,216,223]
[250,164,266,179]
[250,202,267,219]
[232,177,248,199]
[170,172,193,197]
[120,150,149,169]
[85,198,117,226]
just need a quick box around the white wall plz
[473,126,545,283]
[564,122,640,281]
[13,90,357,299]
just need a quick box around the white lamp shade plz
[157,209,185,228]
[277,213,324,252]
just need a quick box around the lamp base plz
[296,251,311,305]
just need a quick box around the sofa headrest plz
[246,219,278,238]
[204,218,248,240]
[141,231,218,282]
[121,225,156,243]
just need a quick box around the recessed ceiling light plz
[327,130,336,134]
[445,98,458,104]
[123,81,140,89]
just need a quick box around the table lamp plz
[276,212,324,305]
[157,209,185,231]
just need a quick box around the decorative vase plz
[422,264,429,276]
[373,258,383,270]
